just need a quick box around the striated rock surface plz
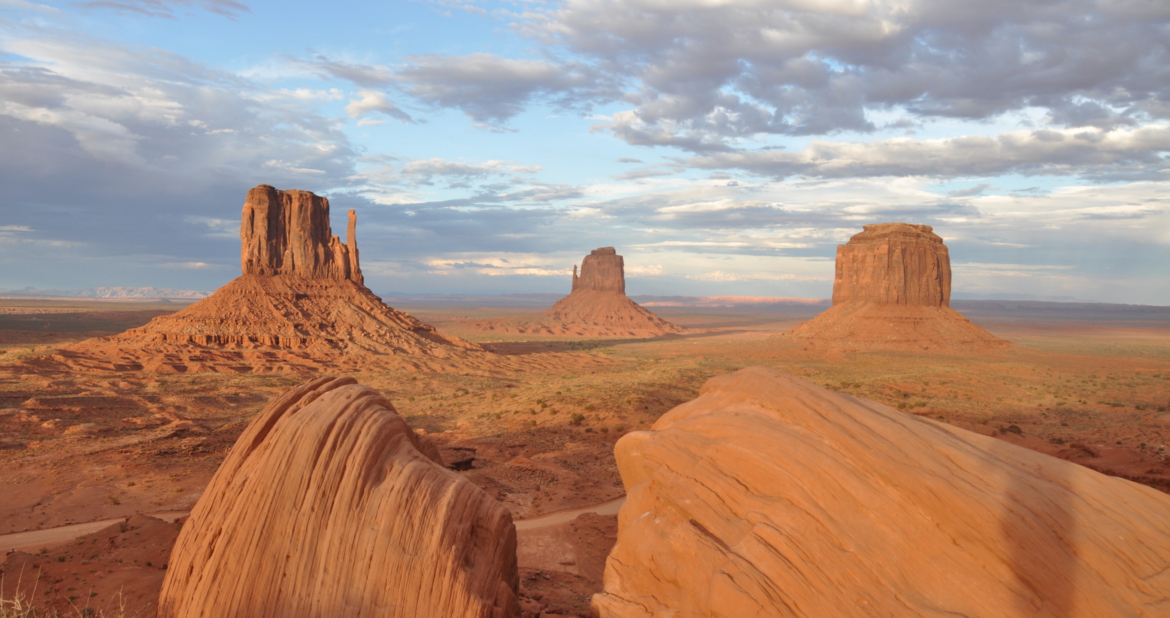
[158,376,518,618]
[593,367,1170,618]
[831,223,949,306]
[788,223,1005,349]
[572,247,625,294]
[57,185,529,374]
[474,247,682,338]
[241,185,363,284]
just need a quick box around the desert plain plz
[1,293,1169,617]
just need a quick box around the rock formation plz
[473,247,682,338]
[241,185,363,283]
[56,185,499,373]
[787,223,1006,349]
[158,376,518,618]
[593,367,1170,618]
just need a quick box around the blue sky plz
[1,0,1169,303]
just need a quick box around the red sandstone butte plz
[474,247,682,338]
[240,185,363,283]
[787,223,1005,349]
[57,185,485,373]
[593,366,1170,618]
[158,376,518,618]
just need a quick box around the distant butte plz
[787,223,1007,349]
[54,185,496,373]
[474,247,683,338]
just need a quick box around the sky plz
[1,0,1168,303]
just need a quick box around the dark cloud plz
[481,0,1170,150]
[393,52,616,125]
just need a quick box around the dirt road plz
[0,499,627,554]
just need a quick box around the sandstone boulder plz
[474,247,682,338]
[593,366,1170,618]
[158,376,518,618]
[788,223,1005,349]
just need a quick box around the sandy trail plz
[0,511,189,553]
[0,499,627,553]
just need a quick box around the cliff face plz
[831,223,950,306]
[593,367,1170,618]
[572,247,625,295]
[240,184,363,284]
[159,376,518,618]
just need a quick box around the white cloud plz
[344,90,413,123]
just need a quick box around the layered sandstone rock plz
[572,247,624,294]
[474,247,682,338]
[58,185,500,373]
[593,367,1170,618]
[158,376,518,618]
[788,223,1005,349]
[241,185,363,283]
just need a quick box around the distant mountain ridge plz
[0,286,211,300]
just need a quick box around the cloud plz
[684,125,1170,180]
[394,52,613,125]
[446,0,1170,150]
[0,26,357,287]
[74,0,250,19]
[345,90,414,123]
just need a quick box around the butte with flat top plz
[787,222,1007,350]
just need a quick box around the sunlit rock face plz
[572,247,625,295]
[831,223,950,306]
[787,222,1006,349]
[158,376,519,618]
[240,184,363,284]
[593,366,1170,618]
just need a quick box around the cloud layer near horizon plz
[0,0,1168,303]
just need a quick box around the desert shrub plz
[600,426,609,433]
[1003,425,1023,435]
[570,413,585,426]
[614,424,625,432]
[584,404,596,412]
[1048,436,1065,445]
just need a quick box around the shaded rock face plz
[832,223,949,306]
[572,247,624,295]
[241,184,363,284]
[473,247,681,338]
[788,222,1004,349]
[593,367,1170,618]
[159,376,518,618]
